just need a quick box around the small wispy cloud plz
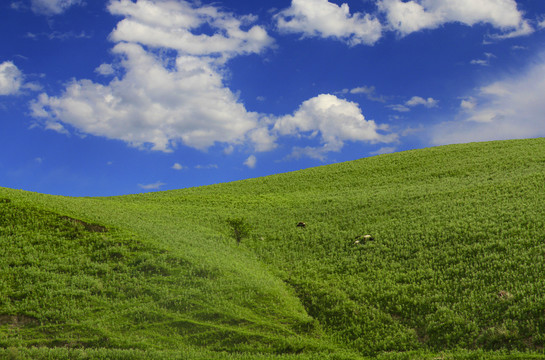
[345,85,386,102]
[25,31,91,41]
[30,0,84,16]
[138,181,165,190]
[388,104,410,112]
[471,59,489,66]
[511,45,527,51]
[470,52,496,66]
[370,146,396,155]
[389,96,438,112]
[405,96,438,108]
[172,163,183,170]
[195,164,218,169]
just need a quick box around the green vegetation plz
[226,218,252,244]
[1,138,545,359]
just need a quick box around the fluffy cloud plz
[432,57,545,144]
[94,63,115,76]
[378,0,532,37]
[244,155,257,168]
[30,0,83,15]
[275,0,382,46]
[108,0,273,60]
[0,61,23,95]
[29,0,395,161]
[172,163,183,170]
[274,94,396,158]
[31,42,265,151]
[31,0,275,152]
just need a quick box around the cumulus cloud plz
[0,61,23,95]
[31,0,275,153]
[108,0,273,60]
[275,0,382,46]
[28,0,396,162]
[95,63,115,76]
[31,42,265,151]
[274,94,396,158]
[378,0,532,38]
[244,155,257,168]
[30,0,83,15]
[172,163,183,170]
[432,56,545,144]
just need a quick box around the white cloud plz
[539,18,545,29]
[138,181,165,190]
[108,0,273,60]
[275,0,382,46]
[0,61,23,95]
[378,0,532,38]
[30,0,83,15]
[349,85,386,102]
[470,52,496,66]
[30,0,275,153]
[389,96,438,112]
[172,163,183,170]
[11,2,24,10]
[274,94,396,157]
[460,97,476,111]
[432,56,545,144]
[405,96,438,108]
[195,164,218,169]
[470,59,489,66]
[244,155,257,168]
[95,63,115,76]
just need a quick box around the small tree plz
[226,217,251,244]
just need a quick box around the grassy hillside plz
[1,138,545,359]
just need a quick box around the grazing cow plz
[296,222,306,228]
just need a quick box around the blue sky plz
[1,0,545,196]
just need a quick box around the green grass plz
[1,138,545,359]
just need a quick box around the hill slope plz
[1,138,545,359]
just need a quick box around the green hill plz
[1,138,545,359]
